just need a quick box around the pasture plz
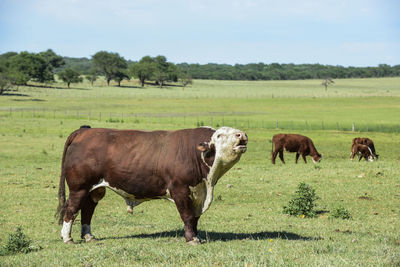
[0,78,399,266]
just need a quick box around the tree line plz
[0,50,191,94]
[1,49,399,94]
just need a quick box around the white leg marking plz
[61,221,73,243]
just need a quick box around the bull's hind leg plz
[278,150,285,164]
[61,190,88,243]
[80,187,106,242]
[295,153,300,163]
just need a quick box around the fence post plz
[366,124,368,132]
[321,121,324,130]
[99,112,101,121]
[336,122,339,131]
[247,119,250,128]
[305,121,308,130]
[352,122,355,132]
[275,120,278,129]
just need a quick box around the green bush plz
[0,227,33,255]
[283,182,320,218]
[329,206,352,220]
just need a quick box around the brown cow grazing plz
[350,143,374,162]
[352,137,378,160]
[56,126,247,245]
[271,134,322,164]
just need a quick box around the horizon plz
[1,0,399,67]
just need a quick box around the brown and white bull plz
[56,126,247,245]
[271,134,322,164]
[350,143,374,162]
[352,137,378,160]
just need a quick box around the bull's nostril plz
[235,133,241,138]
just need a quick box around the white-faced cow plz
[352,137,378,160]
[271,134,321,164]
[350,143,375,162]
[56,126,247,245]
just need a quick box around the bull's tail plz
[55,126,90,225]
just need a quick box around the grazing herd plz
[56,126,378,245]
[271,133,378,164]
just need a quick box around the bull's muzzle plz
[233,132,248,153]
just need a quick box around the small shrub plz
[283,182,320,218]
[0,227,33,255]
[41,149,48,155]
[329,206,352,220]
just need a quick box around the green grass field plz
[0,78,399,266]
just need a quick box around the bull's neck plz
[207,156,240,186]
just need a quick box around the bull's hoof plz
[64,239,75,244]
[127,206,134,214]
[187,236,202,245]
[82,234,97,242]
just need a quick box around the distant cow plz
[271,134,322,164]
[352,137,378,159]
[350,143,375,162]
[56,126,247,245]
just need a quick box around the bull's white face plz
[210,127,248,163]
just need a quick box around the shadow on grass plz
[1,92,30,97]
[12,98,45,102]
[98,229,318,242]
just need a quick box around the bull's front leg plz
[171,186,201,245]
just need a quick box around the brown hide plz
[271,134,322,164]
[352,137,378,159]
[63,127,215,198]
[350,143,374,161]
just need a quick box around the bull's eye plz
[217,134,221,138]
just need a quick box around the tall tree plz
[129,56,155,87]
[92,51,127,86]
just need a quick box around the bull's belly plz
[89,179,173,204]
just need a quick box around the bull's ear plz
[197,142,209,152]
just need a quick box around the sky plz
[0,0,399,66]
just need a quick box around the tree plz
[0,73,14,95]
[321,77,334,91]
[85,69,98,86]
[57,68,83,88]
[113,70,130,86]
[92,51,127,86]
[129,56,155,87]
[179,72,193,89]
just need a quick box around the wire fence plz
[1,108,399,134]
